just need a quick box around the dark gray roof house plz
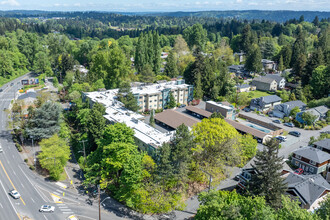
[293,147,330,164]
[250,95,282,111]
[251,77,278,91]
[273,100,307,118]
[285,173,330,210]
[313,139,330,154]
[265,74,286,89]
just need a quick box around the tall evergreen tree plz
[149,109,155,127]
[248,138,287,209]
[278,55,284,72]
[291,30,306,73]
[241,24,253,54]
[152,31,161,74]
[292,53,307,81]
[313,16,319,26]
[135,33,146,73]
[302,47,324,85]
[164,50,179,78]
[280,45,292,69]
[245,44,262,73]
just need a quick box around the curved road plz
[0,74,126,220]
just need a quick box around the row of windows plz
[294,161,315,172]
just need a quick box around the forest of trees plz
[3,10,330,215]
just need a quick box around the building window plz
[309,167,314,172]
[310,160,316,165]
[295,155,301,160]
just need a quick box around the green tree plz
[289,106,301,117]
[303,47,324,85]
[167,92,176,109]
[124,92,139,112]
[33,51,52,75]
[149,109,155,127]
[289,92,296,101]
[38,134,70,180]
[195,190,275,220]
[210,112,224,119]
[278,55,284,72]
[316,194,330,219]
[87,103,106,149]
[277,195,317,220]
[26,102,62,140]
[139,64,155,84]
[248,138,287,209]
[164,50,179,78]
[192,118,243,182]
[245,44,262,73]
[310,65,330,99]
[301,111,318,125]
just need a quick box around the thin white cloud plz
[0,0,19,6]
[236,0,243,3]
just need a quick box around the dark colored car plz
[179,104,186,108]
[10,83,14,86]
[273,120,281,124]
[289,131,301,137]
[294,168,303,175]
[0,89,2,92]
[284,122,294,127]
[243,107,251,112]
[275,136,286,142]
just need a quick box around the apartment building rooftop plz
[206,100,233,110]
[129,80,190,96]
[84,90,174,149]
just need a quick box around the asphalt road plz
[0,74,126,220]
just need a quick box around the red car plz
[294,168,303,175]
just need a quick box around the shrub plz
[29,165,35,170]
[24,158,28,163]
[15,143,22,152]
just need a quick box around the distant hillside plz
[144,10,330,22]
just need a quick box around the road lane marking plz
[18,165,47,202]
[31,198,35,203]
[0,180,22,220]
[13,171,16,176]
[0,160,26,205]
[20,183,24,188]
[0,202,3,208]
[43,215,49,220]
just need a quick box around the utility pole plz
[98,184,101,220]
[79,140,87,167]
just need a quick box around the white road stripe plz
[43,215,49,220]
[60,209,71,211]
[0,202,3,208]
[13,170,16,175]
[21,183,25,188]
[56,189,63,193]
[53,191,60,196]
[31,198,35,203]
[63,212,74,214]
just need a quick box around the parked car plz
[273,120,281,124]
[284,122,294,127]
[179,104,186,108]
[10,83,14,86]
[289,131,301,137]
[0,144,2,153]
[276,136,286,142]
[0,89,3,92]
[294,168,304,175]
[39,205,55,212]
[9,190,21,199]
[243,107,251,112]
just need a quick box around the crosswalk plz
[56,203,74,214]
[52,189,74,214]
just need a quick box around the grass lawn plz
[248,90,275,99]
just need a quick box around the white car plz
[0,145,3,153]
[9,190,21,199]
[39,205,55,212]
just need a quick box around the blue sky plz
[0,0,329,11]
